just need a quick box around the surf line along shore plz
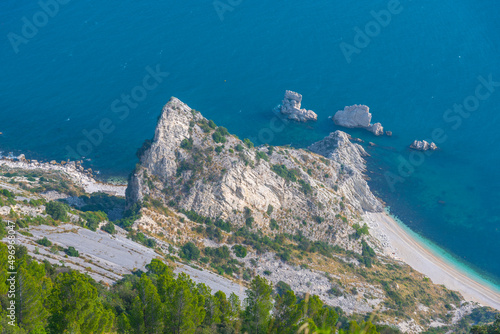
[366,211,500,310]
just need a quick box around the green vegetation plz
[80,210,108,231]
[64,246,80,257]
[130,231,156,248]
[246,217,254,228]
[208,119,217,129]
[243,138,254,148]
[270,218,279,230]
[351,223,370,240]
[361,240,376,268]
[298,179,313,195]
[136,139,152,159]
[45,201,68,221]
[232,244,248,258]
[101,221,116,234]
[267,145,274,156]
[256,151,270,162]
[271,164,299,182]
[215,145,224,154]
[36,237,52,247]
[469,315,500,334]
[267,204,274,215]
[212,126,230,143]
[180,137,194,150]
[0,240,482,333]
[313,215,325,224]
[235,144,244,152]
[180,241,200,261]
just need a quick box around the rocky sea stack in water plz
[279,90,318,122]
[128,97,381,248]
[410,140,438,151]
[333,105,384,136]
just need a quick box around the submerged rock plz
[333,105,384,136]
[280,90,317,122]
[410,140,438,151]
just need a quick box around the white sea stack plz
[410,140,438,151]
[280,90,318,122]
[333,105,384,136]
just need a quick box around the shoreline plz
[366,211,500,310]
[0,157,127,197]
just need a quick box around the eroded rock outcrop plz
[128,97,382,249]
[280,90,317,122]
[333,105,384,136]
[410,140,438,151]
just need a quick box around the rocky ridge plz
[129,97,381,251]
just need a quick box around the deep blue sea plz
[1,0,499,286]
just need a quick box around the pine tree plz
[270,290,302,333]
[15,264,50,332]
[137,274,163,334]
[164,272,206,334]
[243,276,273,334]
[47,271,114,333]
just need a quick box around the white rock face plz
[280,90,318,122]
[367,122,384,136]
[410,140,438,151]
[128,97,383,250]
[333,105,384,136]
[308,132,383,212]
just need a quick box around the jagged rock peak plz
[333,105,384,136]
[280,90,318,122]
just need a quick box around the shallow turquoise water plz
[1,0,499,284]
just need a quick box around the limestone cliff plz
[128,97,382,249]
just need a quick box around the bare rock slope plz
[129,97,381,250]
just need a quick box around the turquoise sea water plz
[1,1,499,286]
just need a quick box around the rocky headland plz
[129,97,381,250]
[279,90,318,122]
[333,104,385,136]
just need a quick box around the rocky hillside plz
[128,97,382,251]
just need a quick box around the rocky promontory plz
[279,90,317,122]
[128,97,381,249]
[333,105,384,136]
[410,140,438,151]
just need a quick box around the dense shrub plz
[212,127,229,143]
[271,164,299,182]
[101,222,116,235]
[256,151,269,162]
[243,138,254,148]
[64,246,79,257]
[232,245,247,258]
[36,237,52,247]
[180,137,194,150]
[180,242,200,261]
[45,201,68,221]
